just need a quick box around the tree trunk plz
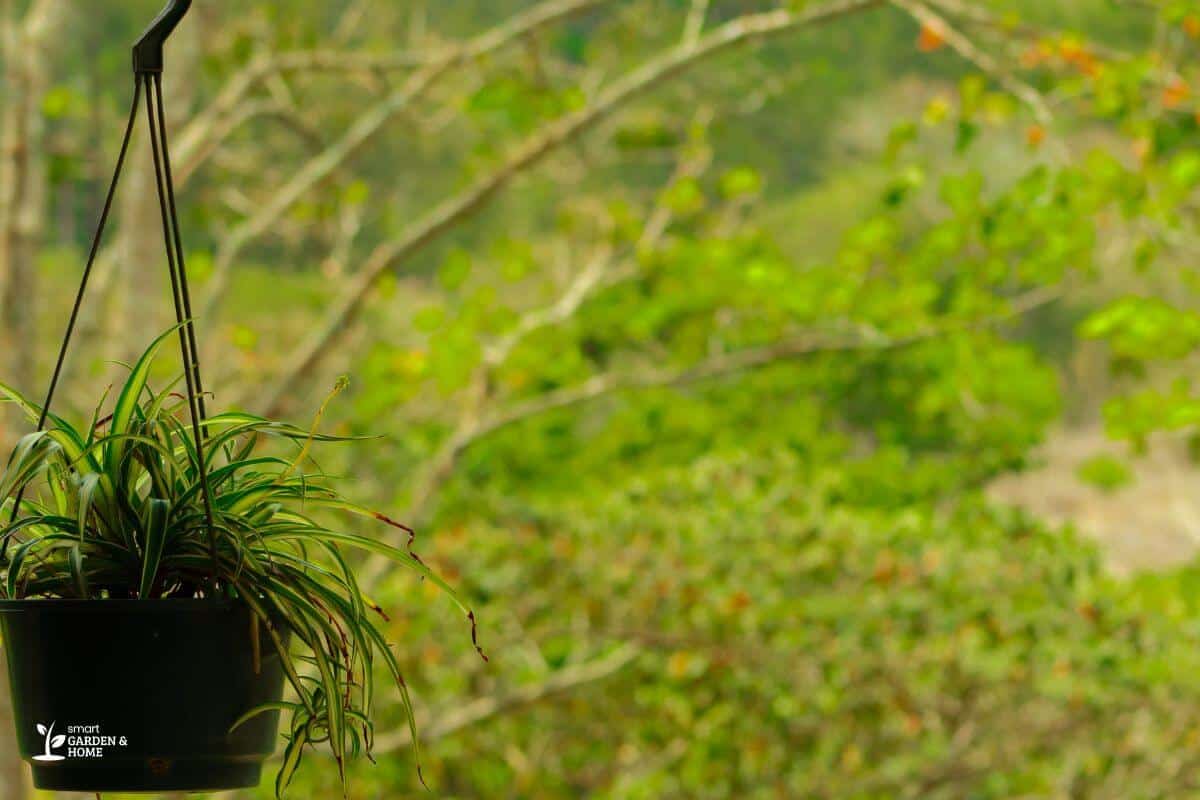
[0,0,64,398]
[0,3,65,797]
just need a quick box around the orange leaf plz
[1025,124,1046,148]
[1184,15,1200,38]
[1164,77,1191,109]
[1021,41,1054,69]
[726,590,752,613]
[1058,38,1085,62]
[917,23,946,53]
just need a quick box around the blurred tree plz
[5,0,1200,798]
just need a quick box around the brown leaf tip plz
[468,611,489,662]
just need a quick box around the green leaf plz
[437,248,472,291]
[105,326,181,473]
[719,167,764,199]
[661,178,705,216]
[939,170,984,216]
[76,472,102,541]
[275,721,310,799]
[138,499,169,598]
[68,545,89,598]
[413,306,446,332]
[342,180,370,206]
[1076,454,1133,493]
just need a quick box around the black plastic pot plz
[0,599,286,793]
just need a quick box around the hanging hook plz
[133,0,193,75]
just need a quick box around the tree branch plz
[889,0,1053,125]
[355,135,708,591]
[480,285,1061,438]
[927,0,1130,62]
[358,284,1060,591]
[358,246,620,590]
[371,642,641,754]
[480,111,710,368]
[478,328,918,439]
[198,0,610,324]
[256,0,884,416]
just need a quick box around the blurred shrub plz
[281,450,1200,798]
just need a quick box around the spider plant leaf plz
[219,485,288,517]
[360,612,422,775]
[47,423,98,474]
[0,381,47,426]
[138,498,169,599]
[184,457,290,499]
[2,513,65,538]
[272,560,375,713]
[233,585,315,715]
[6,536,41,598]
[76,472,101,541]
[84,383,113,448]
[47,463,69,517]
[203,412,362,440]
[142,376,185,424]
[268,526,473,615]
[68,544,89,598]
[302,623,346,769]
[274,722,309,800]
[198,416,364,466]
[2,430,54,471]
[105,326,180,474]
[0,384,91,466]
[229,701,303,733]
[93,472,134,552]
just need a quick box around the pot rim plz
[0,598,242,613]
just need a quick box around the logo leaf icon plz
[50,735,65,748]
[36,724,46,736]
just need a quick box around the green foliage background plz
[9,0,1200,797]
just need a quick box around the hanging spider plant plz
[0,327,477,796]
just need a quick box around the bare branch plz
[480,285,1062,440]
[354,128,705,591]
[176,98,290,183]
[483,331,907,438]
[477,111,710,367]
[371,643,641,754]
[359,283,1059,590]
[257,0,885,416]
[171,53,276,184]
[484,246,618,368]
[359,246,620,591]
[889,0,1053,125]
[172,52,440,185]
[198,0,610,324]
[928,0,1131,62]
[268,50,432,74]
